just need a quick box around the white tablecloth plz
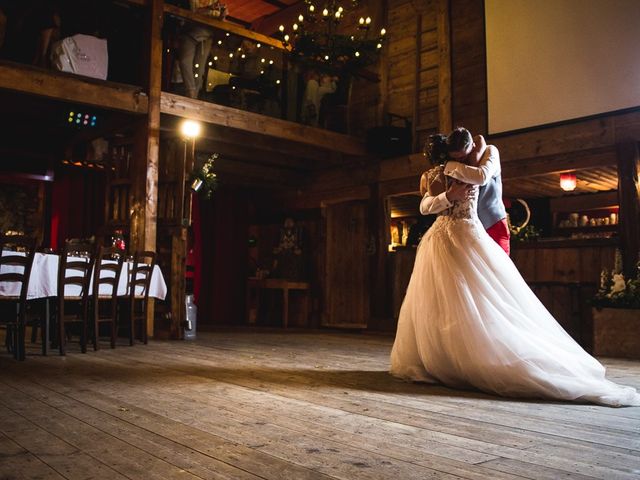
[0,252,167,300]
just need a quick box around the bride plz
[390,133,640,407]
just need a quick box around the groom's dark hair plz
[448,127,473,153]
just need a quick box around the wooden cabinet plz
[511,238,618,351]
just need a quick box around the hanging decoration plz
[281,0,386,74]
[190,153,219,199]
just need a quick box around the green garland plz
[190,153,219,200]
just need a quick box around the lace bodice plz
[448,186,479,220]
[427,166,479,221]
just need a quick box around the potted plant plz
[591,251,640,359]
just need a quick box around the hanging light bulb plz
[359,17,365,25]
[322,8,329,16]
[284,34,290,42]
[279,25,285,32]
[293,23,298,31]
[335,11,341,19]
[380,28,386,36]
[560,173,577,191]
[309,4,315,12]
[365,17,371,25]
[298,14,304,22]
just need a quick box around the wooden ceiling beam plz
[501,146,617,180]
[260,0,290,10]
[160,92,366,156]
[160,119,343,165]
[212,155,308,188]
[251,1,306,36]
[196,137,312,170]
[0,61,148,114]
[163,3,289,51]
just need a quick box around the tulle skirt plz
[390,215,640,407]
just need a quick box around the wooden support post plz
[412,13,422,153]
[437,0,452,134]
[616,141,640,279]
[377,0,389,128]
[367,181,385,324]
[131,0,163,337]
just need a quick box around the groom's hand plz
[446,181,472,202]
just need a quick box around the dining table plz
[0,251,168,355]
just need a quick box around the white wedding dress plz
[390,168,640,407]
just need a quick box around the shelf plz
[554,225,618,234]
[513,237,619,249]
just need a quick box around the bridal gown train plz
[390,174,640,407]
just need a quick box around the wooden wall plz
[450,0,486,134]
[386,0,441,147]
[292,0,640,331]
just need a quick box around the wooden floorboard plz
[1,329,639,480]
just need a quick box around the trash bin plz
[184,294,197,340]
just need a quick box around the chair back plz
[0,234,37,306]
[58,238,96,300]
[93,246,124,300]
[128,251,156,302]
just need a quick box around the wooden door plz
[322,200,369,328]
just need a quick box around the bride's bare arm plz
[419,168,452,215]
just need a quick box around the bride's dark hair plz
[424,134,449,165]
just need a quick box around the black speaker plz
[365,114,412,158]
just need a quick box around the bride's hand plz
[446,181,472,202]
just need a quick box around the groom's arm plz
[443,145,500,186]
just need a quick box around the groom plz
[420,127,510,255]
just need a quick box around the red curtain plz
[50,168,106,249]
[192,188,249,325]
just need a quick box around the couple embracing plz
[390,127,640,407]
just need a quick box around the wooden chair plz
[123,251,156,345]
[91,245,124,350]
[57,238,96,355]
[0,235,37,361]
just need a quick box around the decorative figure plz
[272,217,304,280]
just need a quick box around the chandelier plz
[278,0,386,74]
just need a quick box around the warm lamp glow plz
[560,173,577,191]
[181,120,201,139]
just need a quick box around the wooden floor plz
[1,329,640,480]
